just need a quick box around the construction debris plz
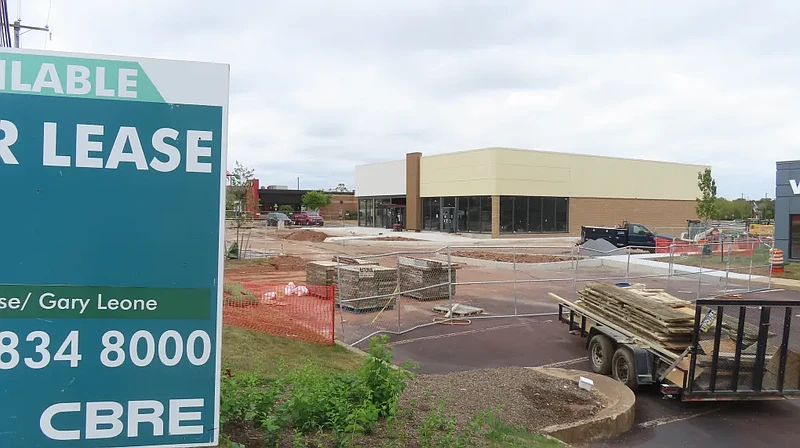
[398,256,460,301]
[432,303,484,317]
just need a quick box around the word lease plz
[0,120,213,173]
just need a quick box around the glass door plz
[441,207,456,233]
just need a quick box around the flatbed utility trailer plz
[555,294,800,401]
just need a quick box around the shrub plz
[220,335,416,445]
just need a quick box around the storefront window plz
[500,197,514,232]
[481,196,492,233]
[500,196,569,234]
[555,198,569,232]
[791,215,800,259]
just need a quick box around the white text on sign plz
[40,399,205,441]
[0,120,214,173]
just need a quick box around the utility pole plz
[12,19,49,48]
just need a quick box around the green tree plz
[278,205,295,214]
[696,168,718,222]
[225,161,260,258]
[301,190,332,211]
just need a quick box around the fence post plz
[748,244,754,292]
[512,245,518,316]
[667,244,674,292]
[396,254,401,333]
[447,245,454,307]
[697,245,703,301]
[768,241,774,290]
[724,239,732,293]
[626,246,631,282]
[572,245,578,297]
[336,255,346,344]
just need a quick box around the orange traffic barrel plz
[770,249,785,274]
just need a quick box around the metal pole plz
[724,239,732,293]
[512,246,518,316]
[748,244,753,292]
[697,244,703,300]
[667,244,674,292]
[768,242,774,290]
[447,245,453,306]
[336,255,346,343]
[396,254,401,333]
[626,246,631,282]
[13,20,20,48]
[572,245,578,297]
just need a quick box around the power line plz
[0,0,12,47]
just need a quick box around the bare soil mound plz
[279,230,330,242]
[400,367,603,432]
[452,251,575,263]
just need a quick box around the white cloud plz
[8,0,800,198]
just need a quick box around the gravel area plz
[400,367,605,431]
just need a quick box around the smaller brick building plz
[354,147,706,236]
[257,187,357,218]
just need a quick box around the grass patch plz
[485,417,565,447]
[222,326,362,376]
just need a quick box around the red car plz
[294,211,324,226]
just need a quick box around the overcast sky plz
[9,1,800,199]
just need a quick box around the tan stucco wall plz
[419,147,707,201]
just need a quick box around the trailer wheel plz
[588,335,613,375]
[612,347,639,392]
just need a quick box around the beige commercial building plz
[354,147,707,237]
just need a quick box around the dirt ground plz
[400,367,604,431]
[368,236,421,241]
[277,229,330,242]
[225,256,308,283]
[452,250,576,263]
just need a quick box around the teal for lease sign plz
[0,48,229,448]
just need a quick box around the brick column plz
[491,195,500,237]
[406,152,422,231]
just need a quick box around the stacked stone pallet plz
[306,261,339,286]
[337,265,398,311]
[398,256,458,301]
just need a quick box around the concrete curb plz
[532,367,635,446]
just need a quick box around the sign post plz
[0,48,229,448]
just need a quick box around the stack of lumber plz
[398,256,459,301]
[306,261,338,286]
[577,283,695,350]
[576,282,767,353]
[337,265,398,311]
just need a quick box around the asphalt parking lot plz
[375,296,800,448]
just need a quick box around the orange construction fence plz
[222,281,336,345]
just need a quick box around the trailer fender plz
[586,325,630,348]
[626,345,655,386]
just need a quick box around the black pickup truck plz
[580,222,658,249]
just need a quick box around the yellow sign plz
[749,224,774,236]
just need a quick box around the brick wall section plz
[406,152,423,231]
[319,194,358,216]
[568,197,698,237]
